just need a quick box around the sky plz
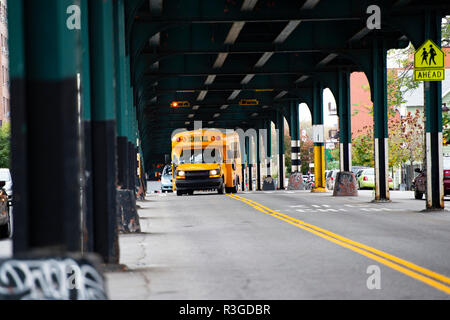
[299,88,338,127]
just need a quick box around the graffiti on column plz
[288,172,305,190]
[0,257,107,300]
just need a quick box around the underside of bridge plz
[128,0,448,202]
[7,0,450,262]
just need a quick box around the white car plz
[0,168,12,198]
[326,170,339,190]
[0,168,11,239]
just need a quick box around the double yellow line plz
[227,193,450,295]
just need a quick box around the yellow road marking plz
[227,193,450,295]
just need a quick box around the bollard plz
[333,171,358,196]
[116,189,141,233]
[262,176,276,191]
[287,172,305,190]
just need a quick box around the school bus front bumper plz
[175,170,223,191]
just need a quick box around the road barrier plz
[287,172,305,190]
[117,189,141,233]
[262,176,276,191]
[333,171,358,196]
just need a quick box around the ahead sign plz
[414,69,445,81]
[413,39,445,82]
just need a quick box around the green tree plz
[300,138,314,174]
[0,123,10,168]
[351,45,421,169]
[352,126,374,167]
[443,112,450,144]
[443,16,450,47]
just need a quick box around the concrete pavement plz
[105,190,450,299]
[1,190,449,299]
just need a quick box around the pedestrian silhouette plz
[429,45,437,65]
[421,48,428,65]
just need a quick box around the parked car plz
[325,170,339,190]
[0,168,12,199]
[356,168,393,190]
[352,166,369,175]
[355,168,366,179]
[413,156,450,199]
[160,165,173,192]
[0,169,11,239]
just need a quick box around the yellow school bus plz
[172,129,242,196]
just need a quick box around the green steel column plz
[114,0,127,138]
[125,56,134,190]
[10,0,82,253]
[114,0,131,190]
[338,71,352,172]
[8,0,28,252]
[256,124,262,191]
[266,120,272,176]
[277,111,285,189]
[312,82,327,192]
[372,40,390,201]
[423,11,444,209]
[246,136,253,191]
[80,0,94,253]
[125,56,133,138]
[89,0,119,263]
[290,101,300,173]
[129,107,138,191]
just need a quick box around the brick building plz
[0,0,9,127]
[350,47,450,137]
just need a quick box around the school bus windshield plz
[177,148,223,164]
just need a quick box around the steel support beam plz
[115,0,134,195]
[312,82,327,192]
[89,0,119,263]
[338,71,352,172]
[265,120,272,177]
[10,0,82,253]
[256,127,262,191]
[277,111,285,189]
[80,0,94,253]
[423,11,444,209]
[290,101,300,173]
[371,40,390,201]
[246,136,253,191]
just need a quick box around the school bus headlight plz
[177,170,185,178]
[209,169,221,178]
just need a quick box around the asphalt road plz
[105,190,450,299]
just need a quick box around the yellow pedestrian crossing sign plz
[414,39,445,81]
